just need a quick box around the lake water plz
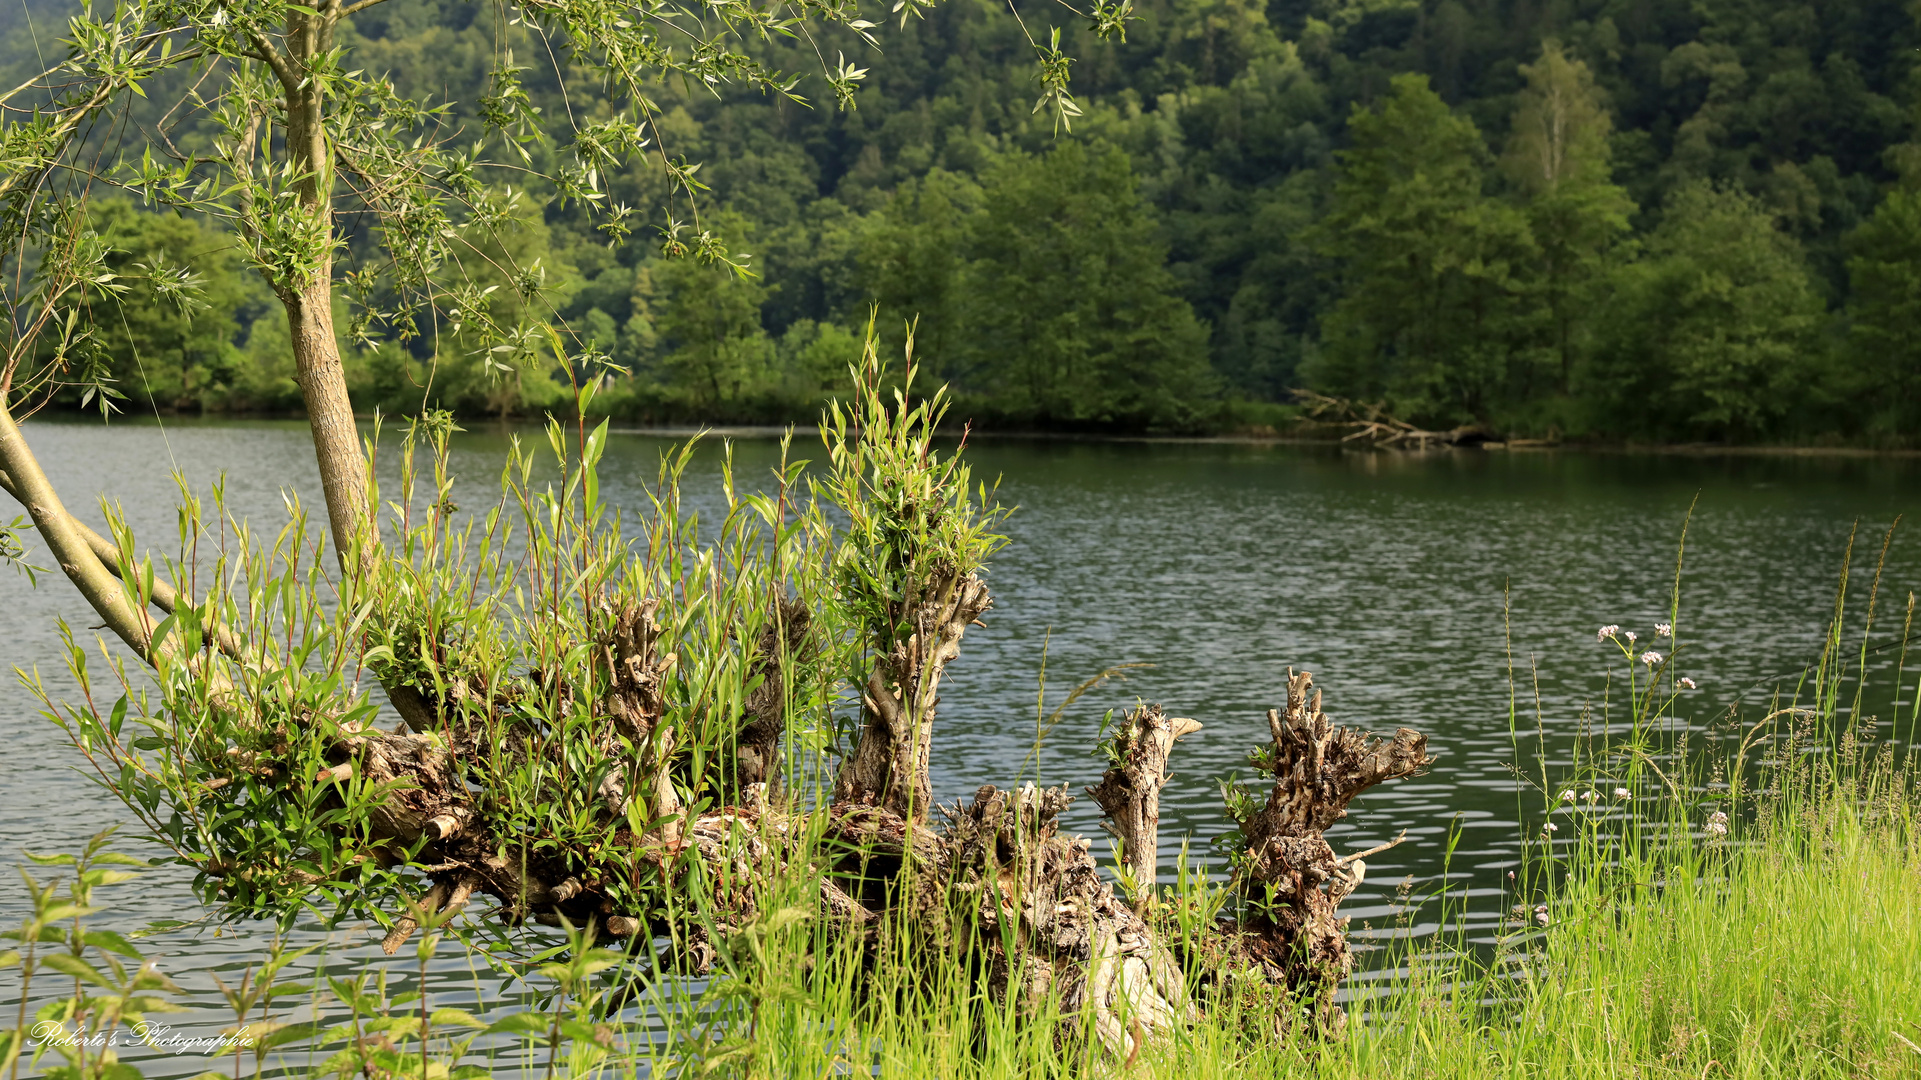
[3,418,1918,1074]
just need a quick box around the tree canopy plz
[4,0,1919,441]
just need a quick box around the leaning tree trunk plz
[0,405,162,663]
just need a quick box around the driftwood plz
[1292,389,1494,448]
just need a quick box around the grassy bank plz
[719,748,1921,1080]
[10,539,1921,1078]
[11,729,1916,1079]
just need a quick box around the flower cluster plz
[1597,624,1621,642]
[1705,810,1730,838]
[1640,650,1662,666]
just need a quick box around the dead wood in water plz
[1292,390,1496,448]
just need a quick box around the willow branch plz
[0,468,244,661]
[0,405,160,662]
[245,30,299,93]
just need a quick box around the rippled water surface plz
[3,418,1918,1073]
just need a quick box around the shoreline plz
[24,409,1921,458]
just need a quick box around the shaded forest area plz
[6,0,1921,442]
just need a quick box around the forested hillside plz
[5,0,1920,441]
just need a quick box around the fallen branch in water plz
[1290,389,1496,448]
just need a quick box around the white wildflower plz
[1655,622,1673,638]
[1534,904,1550,927]
[1625,630,1639,645]
[1584,790,1599,804]
[1614,787,1631,799]
[1640,651,1662,666]
[1546,822,1558,832]
[1597,624,1620,642]
[1561,790,1576,804]
[1705,809,1729,837]
[1679,676,1698,690]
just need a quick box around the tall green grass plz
[10,531,1921,1079]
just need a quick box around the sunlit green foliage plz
[7,0,1921,439]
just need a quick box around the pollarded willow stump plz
[1214,668,1432,1035]
[835,568,993,823]
[939,784,1197,1057]
[1086,704,1202,907]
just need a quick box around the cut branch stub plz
[1228,668,1431,1035]
[942,783,1197,1059]
[601,599,670,744]
[835,569,991,823]
[1086,704,1202,903]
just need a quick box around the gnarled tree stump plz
[1214,668,1432,1034]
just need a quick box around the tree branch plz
[245,31,300,93]
[0,404,160,662]
[0,467,244,661]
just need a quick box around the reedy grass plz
[8,503,1921,1077]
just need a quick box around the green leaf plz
[42,952,111,986]
[81,930,142,958]
[429,1008,486,1029]
[482,1012,552,1036]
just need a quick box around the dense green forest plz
[6,0,1921,441]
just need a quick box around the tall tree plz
[858,169,984,378]
[1503,40,1635,396]
[1593,182,1823,440]
[1843,181,1921,436]
[958,142,1216,429]
[1309,73,1533,425]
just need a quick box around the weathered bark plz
[600,599,672,744]
[381,872,480,955]
[835,569,991,822]
[1086,704,1202,902]
[284,274,366,561]
[1219,669,1431,1034]
[940,784,1197,1057]
[735,598,812,793]
[241,7,364,564]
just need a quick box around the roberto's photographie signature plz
[28,1020,255,1055]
